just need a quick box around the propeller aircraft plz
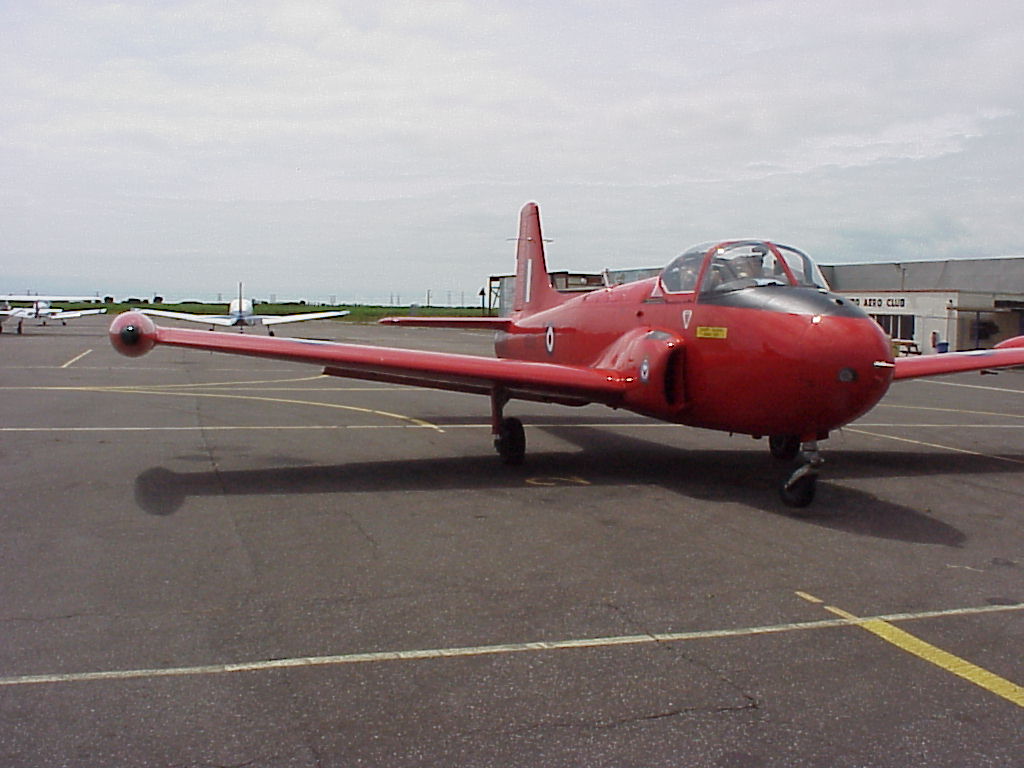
[1,295,106,334]
[137,284,349,335]
[109,203,1024,507]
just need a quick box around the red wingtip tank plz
[994,334,1024,350]
[109,311,158,357]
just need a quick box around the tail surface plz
[512,202,562,314]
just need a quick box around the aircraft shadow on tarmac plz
[124,422,1024,548]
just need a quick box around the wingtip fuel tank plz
[109,311,157,357]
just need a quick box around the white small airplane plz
[0,295,107,334]
[137,285,348,335]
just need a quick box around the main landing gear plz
[778,440,824,508]
[491,387,525,465]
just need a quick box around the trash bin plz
[936,342,949,353]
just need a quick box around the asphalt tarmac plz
[1,314,1022,767]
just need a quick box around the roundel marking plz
[640,357,650,383]
[545,325,555,354]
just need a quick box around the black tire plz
[779,474,817,508]
[495,417,526,465]
[769,434,801,461]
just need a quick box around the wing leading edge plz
[893,337,1024,380]
[110,311,630,406]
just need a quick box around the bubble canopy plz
[660,240,830,295]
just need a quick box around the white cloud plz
[2,0,1024,300]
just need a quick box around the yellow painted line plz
[1,602,1019,688]
[102,388,443,432]
[59,349,92,368]
[0,385,416,393]
[0,422,677,434]
[11,421,1024,436]
[197,387,413,392]
[794,591,823,604]
[525,475,591,486]
[844,427,1024,466]
[797,593,1024,708]
[3,382,443,432]
[81,374,329,390]
[0,425,438,433]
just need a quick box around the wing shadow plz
[132,421,992,546]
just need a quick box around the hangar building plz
[489,256,1024,354]
[822,257,1024,353]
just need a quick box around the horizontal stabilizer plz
[260,310,349,325]
[138,308,237,326]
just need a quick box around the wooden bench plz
[893,339,921,356]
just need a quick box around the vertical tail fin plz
[512,202,561,314]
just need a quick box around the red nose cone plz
[793,315,893,433]
[109,311,157,357]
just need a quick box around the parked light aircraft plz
[137,285,348,335]
[0,295,106,334]
[109,203,1024,507]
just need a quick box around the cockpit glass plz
[660,241,829,295]
[659,244,708,293]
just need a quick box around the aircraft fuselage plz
[495,277,894,442]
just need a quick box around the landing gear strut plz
[491,387,525,465]
[768,434,801,461]
[779,440,823,508]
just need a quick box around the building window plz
[870,313,916,340]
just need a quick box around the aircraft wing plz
[110,312,630,406]
[48,308,108,321]
[0,308,33,319]
[379,317,514,330]
[259,310,350,326]
[0,294,100,302]
[137,308,237,326]
[893,337,1024,380]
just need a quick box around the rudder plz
[513,202,561,313]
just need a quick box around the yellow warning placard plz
[696,326,728,339]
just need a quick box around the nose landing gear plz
[780,441,823,508]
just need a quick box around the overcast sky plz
[3,1,1024,303]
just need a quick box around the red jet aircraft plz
[109,203,1024,507]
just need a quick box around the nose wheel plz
[779,441,823,508]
